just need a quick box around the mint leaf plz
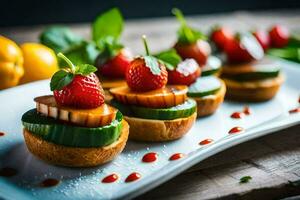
[50,70,74,91]
[40,26,84,53]
[76,64,97,75]
[239,176,252,184]
[172,8,207,44]
[96,36,124,64]
[143,56,161,75]
[155,49,182,70]
[92,8,123,43]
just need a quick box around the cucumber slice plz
[188,76,222,97]
[222,59,281,81]
[202,56,222,76]
[110,99,196,120]
[22,109,123,148]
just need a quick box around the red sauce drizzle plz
[228,126,244,134]
[142,152,158,163]
[289,107,300,114]
[169,153,185,161]
[243,106,251,115]
[199,138,214,145]
[0,132,5,137]
[40,178,60,187]
[102,173,119,183]
[230,112,245,119]
[0,167,17,177]
[125,172,141,183]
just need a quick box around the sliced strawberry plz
[126,57,168,92]
[174,40,211,66]
[269,25,290,48]
[168,59,201,86]
[253,30,270,51]
[96,49,132,78]
[210,26,234,50]
[51,53,105,109]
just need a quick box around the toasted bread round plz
[124,112,196,142]
[192,78,226,117]
[223,73,284,102]
[23,120,129,167]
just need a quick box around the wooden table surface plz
[1,10,300,200]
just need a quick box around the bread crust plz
[23,120,129,167]
[223,73,284,102]
[124,112,196,142]
[192,78,226,117]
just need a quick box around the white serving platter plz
[0,58,299,200]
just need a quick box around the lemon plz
[0,35,24,90]
[20,43,58,84]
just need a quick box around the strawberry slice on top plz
[51,53,105,109]
[126,35,168,92]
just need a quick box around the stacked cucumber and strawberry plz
[110,36,197,141]
[155,9,226,117]
[21,53,129,167]
[210,25,285,101]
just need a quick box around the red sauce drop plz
[229,126,244,134]
[289,107,300,114]
[230,112,245,119]
[102,173,119,183]
[243,106,251,115]
[125,172,141,183]
[0,167,17,177]
[199,138,214,145]
[40,178,60,187]
[142,152,158,163]
[0,132,5,137]
[169,153,185,161]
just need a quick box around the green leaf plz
[172,8,207,44]
[92,8,123,42]
[40,26,84,53]
[143,55,161,75]
[268,47,300,62]
[76,64,97,75]
[96,36,124,64]
[155,49,182,70]
[239,176,252,184]
[50,70,74,91]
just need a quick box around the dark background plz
[1,0,300,27]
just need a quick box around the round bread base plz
[124,112,196,142]
[192,78,226,117]
[223,73,284,102]
[23,120,129,167]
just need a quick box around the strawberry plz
[125,36,168,92]
[172,8,211,66]
[224,33,264,64]
[252,30,270,51]
[269,25,290,48]
[96,49,132,78]
[210,26,234,50]
[174,40,211,66]
[51,53,104,109]
[168,59,201,86]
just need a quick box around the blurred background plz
[1,0,300,27]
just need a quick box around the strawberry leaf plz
[143,55,161,75]
[155,49,182,70]
[50,70,74,91]
[75,64,97,75]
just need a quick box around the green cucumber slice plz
[110,99,196,120]
[223,60,281,81]
[188,76,222,98]
[202,56,222,76]
[22,109,123,148]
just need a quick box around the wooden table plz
[1,10,300,200]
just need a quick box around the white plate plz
[0,58,299,200]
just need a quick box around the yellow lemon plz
[20,43,58,84]
[0,35,24,90]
